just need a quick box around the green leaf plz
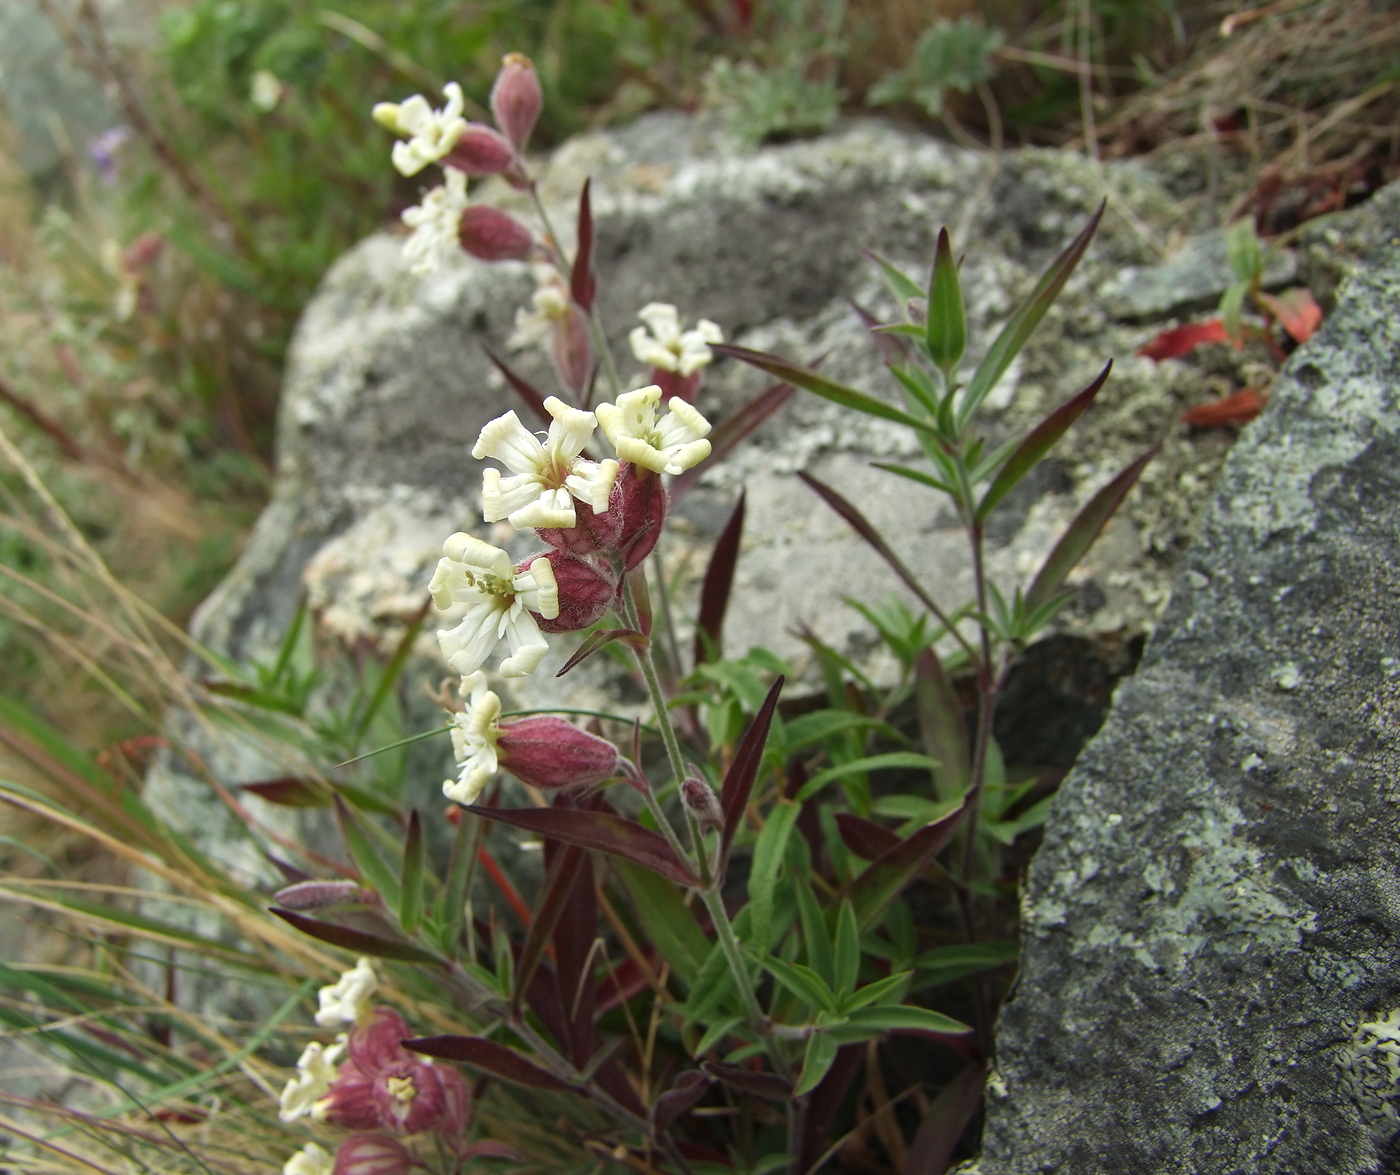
[984,794,1056,845]
[843,803,966,931]
[841,970,912,1012]
[1024,443,1159,613]
[755,954,838,1014]
[1225,218,1263,283]
[834,1004,971,1036]
[957,202,1104,431]
[749,799,802,952]
[335,796,401,908]
[796,753,940,803]
[782,711,899,756]
[925,228,966,373]
[872,462,957,496]
[912,941,1019,989]
[976,361,1113,522]
[795,1031,839,1097]
[1219,279,1249,344]
[833,899,860,995]
[712,344,938,436]
[399,809,425,935]
[694,1016,744,1057]
[793,873,834,988]
[866,250,925,303]
[615,861,709,987]
[914,646,968,802]
[889,364,940,418]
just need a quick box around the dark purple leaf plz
[976,361,1112,522]
[914,647,968,799]
[672,381,794,502]
[404,1035,575,1093]
[1025,443,1159,613]
[702,1060,792,1101]
[513,841,586,1014]
[906,1062,987,1175]
[798,1044,863,1174]
[482,344,554,430]
[268,908,442,965]
[459,1141,524,1162]
[841,801,966,931]
[694,490,745,666]
[849,298,912,366]
[239,777,327,807]
[556,628,648,677]
[719,675,785,873]
[570,179,597,311]
[554,808,599,1066]
[268,855,312,885]
[462,804,698,887]
[653,1069,713,1131]
[834,813,900,861]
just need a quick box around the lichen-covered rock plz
[966,181,1400,1175]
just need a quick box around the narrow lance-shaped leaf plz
[976,360,1112,522]
[571,178,597,310]
[702,1060,792,1100]
[269,908,443,965]
[694,490,746,666]
[653,1070,713,1131]
[906,1062,988,1175]
[842,801,966,930]
[405,1035,575,1093]
[747,797,801,952]
[914,646,968,801]
[833,898,860,995]
[925,227,965,375]
[850,298,913,367]
[834,812,900,861]
[334,795,400,908]
[719,675,785,873]
[462,804,698,887]
[673,381,793,502]
[556,628,649,677]
[795,1031,839,1098]
[865,249,925,303]
[481,344,555,430]
[238,777,329,807]
[1024,443,1159,614]
[712,343,938,436]
[512,841,586,1011]
[957,200,1104,430]
[355,596,430,741]
[399,809,425,935]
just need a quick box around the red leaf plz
[702,1060,792,1100]
[906,1062,988,1175]
[268,908,443,965]
[556,628,648,677]
[840,802,965,930]
[462,804,698,887]
[1137,318,1229,361]
[653,1069,713,1130]
[513,840,586,1012]
[481,344,555,430]
[239,777,327,807]
[404,1035,575,1093]
[1258,287,1322,344]
[596,949,657,1013]
[694,490,745,666]
[570,179,597,311]
[835,813,900,860]
[1181,388,1265,428]
[672,381,794,502]
[719,676,785,873]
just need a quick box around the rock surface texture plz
[968,183,1400,1174]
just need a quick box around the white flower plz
[250,70,283,113]
[278,1036,346,1121]
[509,266,571,349]
[596,385,712,475]
[314,957,378,1027]
[628,303,723,376]
[444,673,502,804]
[372,83,468,176]
[284,1142,334,1175]
[473,397,618,529]
[401,167,469,275]
[429,534,559,678]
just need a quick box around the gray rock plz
[968,180,1400,1175]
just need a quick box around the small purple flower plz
[88,126,131,186]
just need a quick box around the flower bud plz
[532,549,618,633]
[333,1134,415,1175]
[318,1061,381,1130]
[498,717,619,790]
[648,366,702,404]
[442,122,517,175]
[680,776,723,833]
[614,462,668,570]
[550,304,594,398]
[490,53,543,153]
[459,206,534,262]
[274,880,378,910]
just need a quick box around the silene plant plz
[269,52,1156,1175]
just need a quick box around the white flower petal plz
[509,487,576,529]
[515,555,558,619]
[637,302,682,344]
[542,397,598,461]
[630,325,679,371]
[473,410,546,471]
[314,958,377,1026]
[482,469,549,523]
[564,458,618,513]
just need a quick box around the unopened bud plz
[333,1133,414,1175]
[498,717,619,790]
[274,880,378,910]
[459,205,534,262]
[648,366,702,403]
[550,304,594,398]
[680,776,723,833]
[532,549,618,633]
[443,122,517,176]
[614,462,668,570]
[490,53,543,153]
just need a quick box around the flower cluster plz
[280,960,469,1174]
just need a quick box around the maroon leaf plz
[976,361,1112,522]
[462,804,698,887]
[849,298,913,366]
[914,646,968,800]
[239,777,327,807]
[570,179,597,311]
[719,675,785,872]
[553,811,599,1066]
[459,1141,524,1162]
[834,813,900,861]
[596,949,657,1014]
[556,628,649,677]
[840,801,966,931]
[628,565,653,637]
[694,490,746,666]
[1136,318,1229,361]
[653,1069,713,1130]
[268,908,442,965]
[906,1062,987,1175]
[702,1060,792,1101]
[268,855,312,885]
[513,841,587,1013]
[481,344,555,429]
[672,381,794,502]
[404,1035,575,1093]
[1181,388,1265,428]
[1258,287,1322,343]
[798,1044,864,1174]
[1024,443,1159,614]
